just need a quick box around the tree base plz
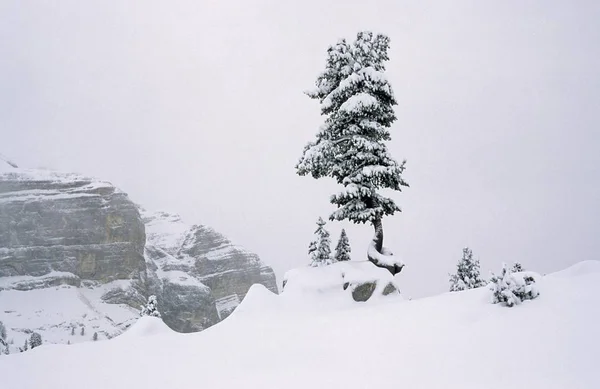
[367,243,404,276]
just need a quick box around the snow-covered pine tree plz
[511,262,524,272]
[0,321,6,351]
[307,240,318,262]
[80,326,85,336]
[140,295,161,318]
[334,229,352,262]
[0,321,6,343]
[489,263,539,307]
[29,332,42,349]
[449,247,486,292]
[297,31,408,275]
[309,217,332,267]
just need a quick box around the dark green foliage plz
[296,31,408,225]
[334,229,352,262]
[29,332,42,349]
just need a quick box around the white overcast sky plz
[2,1,599,297]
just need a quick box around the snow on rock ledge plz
[282,261,401,303]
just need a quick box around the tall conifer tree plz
[297,32,408,274]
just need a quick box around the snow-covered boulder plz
[282,261,400,303]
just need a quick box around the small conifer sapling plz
[334,229,352,262]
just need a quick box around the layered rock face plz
[0,169,147,285]
[0,160,277,348]
[144,211,277,332]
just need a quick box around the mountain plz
[1,261,598,388]
[0,159,277,350]
[143,209,278,331]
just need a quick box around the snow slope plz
[0,284,138,349]
[1,261,599,389]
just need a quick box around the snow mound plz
[282,261,400,305]
[1,261,598,389]
[119,316,174,338]
[228,283,280,316]
[548,260,600,278]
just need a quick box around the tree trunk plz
[372,217,384,253]
[367,217,403,276]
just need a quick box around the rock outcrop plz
[0,169,147,282]
[0,160,277,350]
[283,261,400,303]
[143,210,277,332]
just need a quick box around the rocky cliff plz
[0,160,276,350]
[143,210,277,332]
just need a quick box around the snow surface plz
[116,316,173,339]
[2,261,598,388]
[0,285,138,350]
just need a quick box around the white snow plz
[0,164,119,204]
[1,261,599,388]
[157,269,208,288]
[546,260,600,278]
[117,316,173,339]
[204,244,248,260]
[367,240,404,268]
[360,66,389,84]
[0,285,137,351]
[0,271,78,290]
[283,260,397,300]
[142,210,190,252]
[339,92,379,113]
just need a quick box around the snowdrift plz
[117,316,174,339]
[1,261,598,389]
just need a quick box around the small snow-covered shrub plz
[140,295,161,318]
[489,264,539,307]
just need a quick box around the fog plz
[2,1,599,297]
